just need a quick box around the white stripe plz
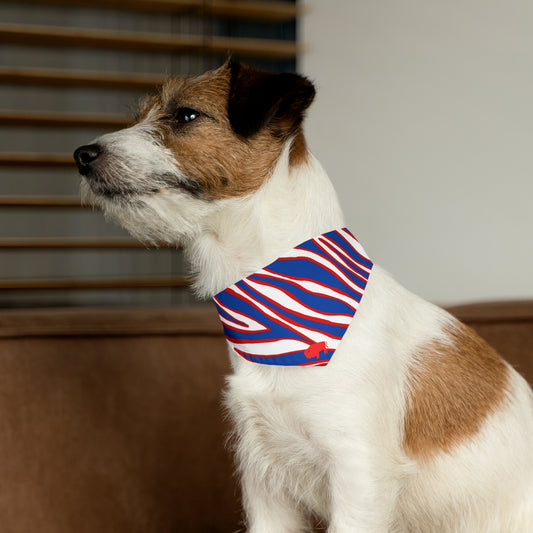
[231,285,339,344]
[230,338,311,357]
[317,235,372,275]
[314,237,370,282]
[338,229,371,262]
[256,269,360,310]
[214,297,268,333]
[281,248,365,296]
[243,278,353,326]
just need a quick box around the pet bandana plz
[213,228,373,367]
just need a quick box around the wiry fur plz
[75,62,533,532]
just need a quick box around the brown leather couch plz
[0,302,531,533]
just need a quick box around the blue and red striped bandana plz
[213,228,373,367]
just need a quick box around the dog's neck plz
[185,143,345,299]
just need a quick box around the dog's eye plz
[174,107,201,124]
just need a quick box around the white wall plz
[300,0,533,305]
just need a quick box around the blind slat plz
[0,153,74,167]
[0,238,157,249]
[0,23,299,60]
[0,196,82,208]
[0,276,189,290]
[0,67,164,90]
[10,0,299,22]
[0,110,129,129]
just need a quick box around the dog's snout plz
[74,144,101,175]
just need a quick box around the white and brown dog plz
[74,61,533,532]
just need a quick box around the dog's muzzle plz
[73,144,101,176]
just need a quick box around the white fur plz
[81,116,533,533]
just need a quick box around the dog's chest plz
[226,379,330,512]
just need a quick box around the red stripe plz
[261,267,359,306]
[235,349,331,365]
[318,235,371,275]
[275,255,365,296]
[235,347,310,360]
[213,296,249,329]
[224,287,316,345]
[239,280,343,340]
[324,232,371,273]
[315,237,369,284]
[246,277,353,323]
[336,230,371,265]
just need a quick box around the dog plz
[74,60,533,532]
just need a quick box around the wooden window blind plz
[0,0,299,308]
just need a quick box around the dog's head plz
[74,60,315,244]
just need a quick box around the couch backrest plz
[448,300,533,386]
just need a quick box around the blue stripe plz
[266,257,366,296]
[237,281,347,338]
[323,230,373,270]
[236,348,333,366]
[249,273,357,315]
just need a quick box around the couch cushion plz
[0,307,239,533]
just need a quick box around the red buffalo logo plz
[304,341,329,360]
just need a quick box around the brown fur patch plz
[170,66,286,199]
[403,322,510,459]
[289,126,310,167]
[137,64,310,200]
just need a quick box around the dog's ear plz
[227,60,315,138]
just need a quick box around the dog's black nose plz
[74,144,101,175]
